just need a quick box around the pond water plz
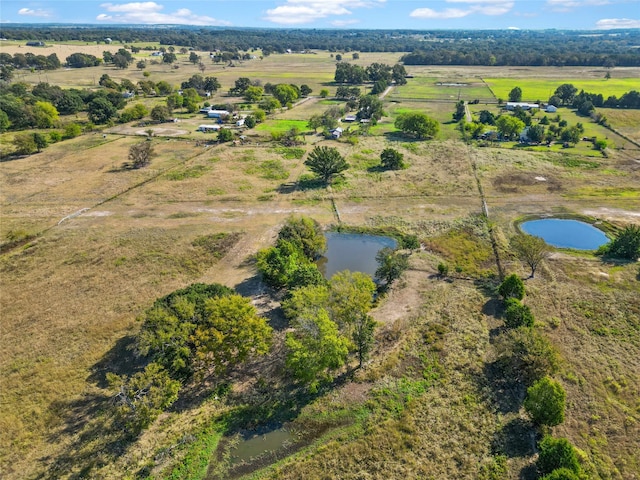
[520,219,609,250]
[317,232,397,279]
[229,428,294,465]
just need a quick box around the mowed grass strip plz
[255,119,310,134]
[485,77,638,101]
[393,77,494,100]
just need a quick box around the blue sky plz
[2,0,639,30]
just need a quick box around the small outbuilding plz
[506,102,539,111]
[545,105,558,113]
[197,124,221,132]
[207,109,230,119]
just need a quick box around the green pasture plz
[485,77,638,102]
[255,119,310,134]
[372,102,461,140]
[392,77,494,101]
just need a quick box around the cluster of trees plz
[461,104,587,146]
[257,217,410,391]
[334,62,406,86]
[307,105,343,133]
[108,283,272,435]
[0,80,127,133]
[227,77,311,108]
[65,52,102,68]
[257,216,327,290]
[547,83,640,111]
[0,52,60,79]
[495,269,585,479]
[102,48,134,69]
[181,74,221,96]
[4,27,639,66]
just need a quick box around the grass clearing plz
[1,56,640,480]
[485,77,639,102]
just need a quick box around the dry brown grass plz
[1,52,639,479]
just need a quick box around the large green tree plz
[394,112,439,139]
[87,97,117,124]
[508,86,523,102]
[273,84,299,106]
[357,94,384,122]
[329,271,377,367]
[304,146,350,185]
[553,84,578,105]
[285,309,351,392]
[192,295,273,375]
[380,148,405,170]
[375,247,410,286]
[496,115,525,140]
[495,327,559,386]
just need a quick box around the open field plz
[485,77,639,103]
[1,49,640,480]
[391,76,494,102]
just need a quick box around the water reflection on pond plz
[520,219,609,250]
[229,428,294,466]
[317,232,397,279]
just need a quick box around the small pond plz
[229,428,294,466]
[520,219,609,250]
[317,232,397,279]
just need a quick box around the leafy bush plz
[524,377,566,426]
[107,362,180,436]
[504,298,535,328]
[541,468,580,480]
[538,436,581,476]
[278,216,326,260]
[495,327,559,385]
[498,273,525,300]
[600,225,640,260]
[437,262,449,277]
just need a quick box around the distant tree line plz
[1,26,639,66]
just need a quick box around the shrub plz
[495,327,559,385]
[524,376,566,426]
[538,436,581,476]
[498,273,525,300]
[601,225,640,260]
[504,298,535,328]
[437,262,449,277]
[541,468,580,480]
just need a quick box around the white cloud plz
[596,17,640,28]
[410,8,471,19]
[546,0,611,12]
[18,7,51,17]
[264,0,384,25]
[410,1,513,19]
[97,2,231,25]
[332,19,361,26]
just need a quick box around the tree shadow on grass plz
[41,392,131,480]
[87,334,145,388]
[519,463,539,480]
[492,417,536,459]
